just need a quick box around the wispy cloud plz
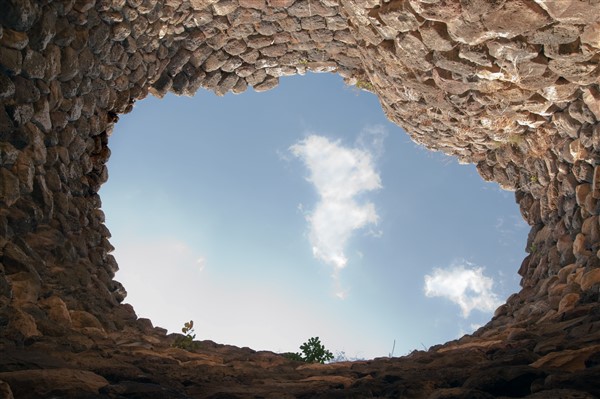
[197,257,206,272]
[424,261,502,318]
[290,131,383,270]
[356,125,387,159]
[457,323,484,339]
[495,215,528,246]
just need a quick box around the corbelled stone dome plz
[1,0,599,397]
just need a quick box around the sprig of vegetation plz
[172,320,201,351]
[282,336,334,364]
[355,80,375,92]
[529,243,538,253]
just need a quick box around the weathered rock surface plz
[1,0,600,397]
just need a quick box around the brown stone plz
[581,87,600,121]
[581,22,600,48]
[253,75,278,92]
[408,0,461,22]
[189,0,219,11]
[483,0,551,38]
[0,369,108,398]
[0,29,29,50]
[573,233,590,258]
[580,269,600,291]
[395,32,432,71]
[534,0,600,24]
[378,1,420,33]
[212,0,238,16]
[268,0,295,6]
[7,271,40,304]
[40,296,71,327]
[420,21,453,51]
[541,79,579,102]
[259,43,288,57]
[239,0,266,9]
[446,18,495,45]
[0,168,20,206]
[576,184,591,207]
[548,59,598,79]
[558,292,580,313]
[301,15,327,31]
[7,307,41,341]
[531,345,600,372]
[528,24,581,45]
[0,46,23,75]
[58,46,79,82]
[0,381,13,399]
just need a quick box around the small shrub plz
[173,320,201,351]
[355,80,375,92]
[300,337,334,363]
[282,337,334,364]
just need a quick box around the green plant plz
[282,336,334,364]
[355,80,375,92]
[172,320,201,351]
[300,337,333,363]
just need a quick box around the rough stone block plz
[581,269,600,291]
[534,0,600,24]
[0,0,40,31]
[0,168,20,206]
[0,45,22,75]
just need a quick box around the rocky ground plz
[1,304,600,398]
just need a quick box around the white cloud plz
[356,125,387,159]
[424,261,502,318]
[197,257,206,271]
[290,134,382,269]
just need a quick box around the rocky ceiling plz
[1,0,600,397]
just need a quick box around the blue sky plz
[100,73,528,360]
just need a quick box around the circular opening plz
[101,73,527,359]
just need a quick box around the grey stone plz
[22,49,46,79]
[0,0,40,31]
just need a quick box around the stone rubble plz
[1,0,600,397]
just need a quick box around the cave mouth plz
[101,73,527,358]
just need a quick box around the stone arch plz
[1,0,600,397]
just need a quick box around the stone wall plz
[1,0,600,397]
